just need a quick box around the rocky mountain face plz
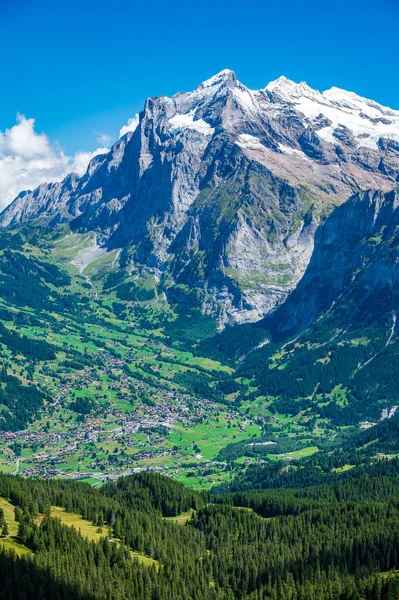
[266,187,399,340]
[1,70,399,326]
[238,188,399,424]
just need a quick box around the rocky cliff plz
[267,187,399,339]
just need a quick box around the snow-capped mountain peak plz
[265,76,399,149]
[1,70,399,327]
[265,75,317,99]
[153,71,399,151]
[197,68,237,89]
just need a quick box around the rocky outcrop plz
[1,70,399,326]
[267,188,399,339]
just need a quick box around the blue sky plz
[0,0,397,207]
[1,0,398,153]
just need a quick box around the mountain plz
[267,187,399,340]
[2,70,399,326]
[236,187,399,426]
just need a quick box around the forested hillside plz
[1,472,399,599]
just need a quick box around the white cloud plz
[0,114,52,159]
[71,148,109,176]
[97,132,112,146]
[119,114,139,138]
[0,115,109,210]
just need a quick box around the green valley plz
[0,221,397,494]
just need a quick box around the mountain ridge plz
[1,70,399,326]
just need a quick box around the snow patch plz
[266,77,399,149]
[278,144,311,161]
[236,134,265,150]
[232,86,258,114]
[169,111,214,136]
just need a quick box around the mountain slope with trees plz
[1,471,399,599]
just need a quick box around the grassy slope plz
[50,506,159,567]
[0,497,31,555]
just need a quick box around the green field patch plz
[349,337,370,347]
[169,420,260,460]
[333,464,355,473]
[173,468,234,490]
[75,477,103,485]
[164,508,195,524]
[283,446,319,459]
[51,505,110,542]
[0,460,16,474]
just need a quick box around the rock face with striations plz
[1,70,399,326]
[267,188,399,340]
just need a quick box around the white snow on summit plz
[266,76,399,149]
[197,69,236,89]
[168,70,399,151]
